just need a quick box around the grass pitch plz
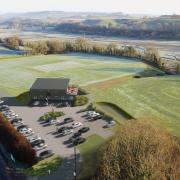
[0,53,148,95]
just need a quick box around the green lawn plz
[78,134,106,180]
[24,155,62,177]
[0,53,148,95]
[86,75,180,136]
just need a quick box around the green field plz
[86,75,180,135]
[0,53,148,95]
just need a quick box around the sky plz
[0,0,179,15]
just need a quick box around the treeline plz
[94,121,180,180]
[0,114,38,166]
[2,36,180,74]
[54,22,180,40]
[3,36,23,50]
[24,38,180,73]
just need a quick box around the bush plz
[75,96,88,106]
[40,111,64,121]
[0,114,38,166]
[94,120,180,180]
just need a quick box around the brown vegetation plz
[0,114,38,166]
[94,120,180,180]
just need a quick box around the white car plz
[48,119,60,125]
[71,122,82,129]
[5,114,18,119]
[86,111,96,115]
[27,135,42,143]
[11,120,24,127]
[0,100,4,104]
[33,143,47,151]
[22,130,34,137]
[62,129,73,136]
[89,113,100,118]
[3,110,16,116]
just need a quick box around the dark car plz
[78,127,90,133]
[11,118,23,123]
[73,137,86,145]
[57,126,72,133]
[31,139,45,147]
[91,114,103,121]
[69,132,82,142]
[17,125,28,131]
[38,150,54,160]
[64,118,74,124]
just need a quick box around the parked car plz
[5,114,18,119]
[16,125,28,131]
[63,117,74,124]
[22,130,34,137]
[0,105,9,111]
[3,110,16,116]
[71,122,82,129]
[73,137,86,145]
[48,119,60,125]
[19,127,33,134]
[27,135,42,143]
[33,101,40,106]
[0,100,4,105]
[11,119,23,126]
[90,114,103,121]
[62,129,73,136]
[38,150,54,160]
[86,111,96,116]
[69,132,82,142]
[57,125,72,132]
[31,139,45,146]
[32,140,47,151]
[78,127,90,133]
[105,120,116,128]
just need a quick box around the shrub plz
[75,96,88,106]
[40,111,64,121]
[0,114,38,166]
[94,120,180,180]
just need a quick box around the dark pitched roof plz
[30,78,70,90]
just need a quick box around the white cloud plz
[0,0,179,14]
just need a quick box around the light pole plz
[73,143,77,180]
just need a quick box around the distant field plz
[86,75,180,136]
[0,53,148,95]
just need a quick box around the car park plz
[71,122,82,129]
[38,150,54,160]
[73,137,86,145]
[78,127,90,133]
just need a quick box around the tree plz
[94,121,180,180]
